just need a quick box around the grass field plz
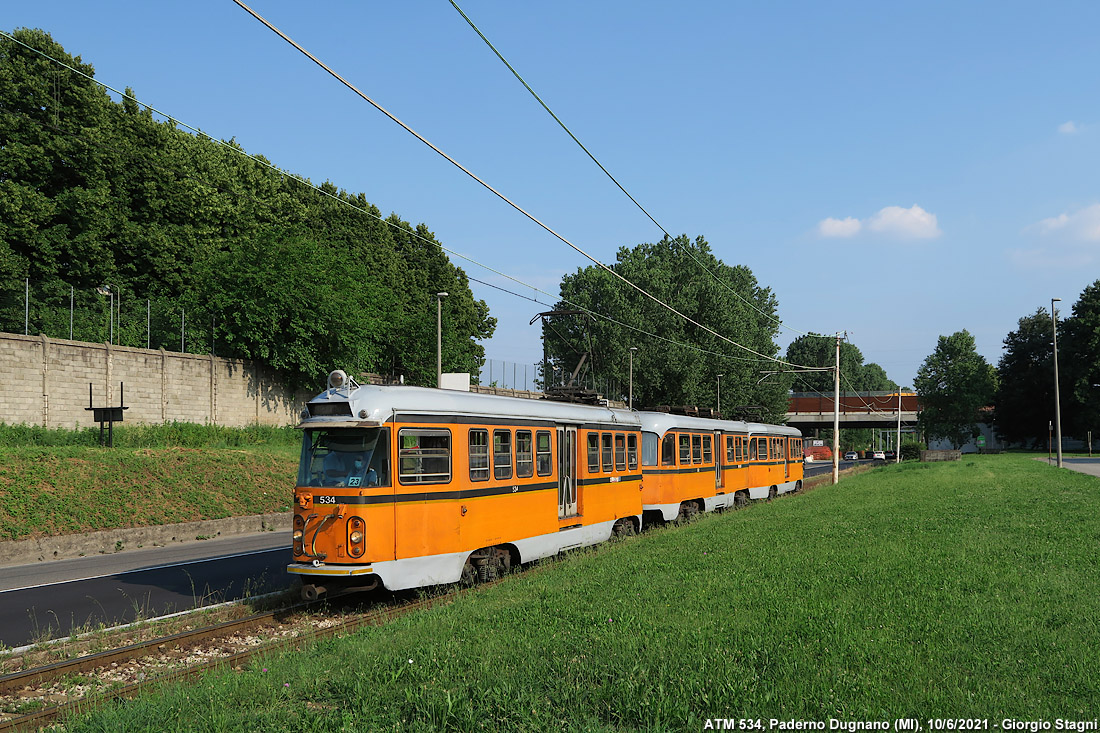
[61,454,1100,731]
[0,423,299,541]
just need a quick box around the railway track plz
[0,590,457,732]
[0,478,826,731]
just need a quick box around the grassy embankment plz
[0,423,300,542]
[62,454,1100,730]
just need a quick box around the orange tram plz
[288,371,804,600]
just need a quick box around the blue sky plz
[7,2,1100,389]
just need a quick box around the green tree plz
[1061,280,1100,441]
[785,335,898,393]
[545,235,789,421]
[994,309,1054,447]
[914,330,997,448]
[0,28,496,390]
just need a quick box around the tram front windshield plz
[298,428,389,488]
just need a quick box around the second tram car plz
[636,412,803,523]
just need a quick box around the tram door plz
[557,426,578,518]
[714,431,724,489]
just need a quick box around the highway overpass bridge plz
[785,391,920,431]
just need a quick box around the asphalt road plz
[0,534,292,649]
[804,458,869,477]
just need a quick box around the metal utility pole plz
[436,292,448,388]
[717,373,724,417]
[628,347,638,409]
[24,278,29,335]
[833,333,841,485]
[896,390,902,463]
[70,286,74,340]
[1052,297,1063,469]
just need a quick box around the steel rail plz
[0,592,452,732]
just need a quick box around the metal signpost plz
[85,382,129,447]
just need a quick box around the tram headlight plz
[328,369,347,389]
[349,530,363,544]
[292,530,304,542]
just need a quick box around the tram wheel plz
[677,501,701,524]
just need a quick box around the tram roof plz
[300,384,643,429]
[633,411,800,437]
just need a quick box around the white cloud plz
[818,217,862,238]
[1058,121,1079,134]
[818,204,941,240]
[865,205,942,239]
[1034,203,1100,241]
[1014,204,1100,270]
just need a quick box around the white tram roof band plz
[302,384,644,429]
[633,411,801,438]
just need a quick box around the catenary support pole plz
[833,333,840,485]
[1052,298,1063,469]
[896,390,902,463]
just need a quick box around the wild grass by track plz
[61,454,1100,731]
[0,423,299,541]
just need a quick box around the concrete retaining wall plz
[0,513,291,567]
[0,332,311,427]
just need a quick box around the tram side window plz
[587,432,600,473]
[615,433,626,471]
[679,434,691,464]
[773,438,782,461]
[662,434,676,466]
[627,434,639,470]
[494,430,513,480]
[692,434,702,464]
[469,429,489,482]
[398,429,450,485]
[516,430,534,478]
[642,432,659,467]
[702,435,712,464]
[536,431,553,476]
[602,433,614,472]
[726,436,735,463]
[748,437,757,461]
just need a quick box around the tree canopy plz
[1060,280,1100,440]
[994,309,1055,447]
[784,334,899,394]
[914,330,997,448]
[0,28,495,389]
[544,235,790,422]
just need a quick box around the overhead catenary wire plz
[467,275,789,366]
[1,27,806,375]
[446,0,815,338]
[228,2,819,371]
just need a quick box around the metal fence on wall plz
[2,279,221,355]
[476,358,623,401]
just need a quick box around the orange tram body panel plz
[287,373,803,599]
[636,412,803,522]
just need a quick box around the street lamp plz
[96,286,114,344]
[436,292,448,388]
[717,374,724,417]
[1052,297,1063,468]
[628,347,638,409]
